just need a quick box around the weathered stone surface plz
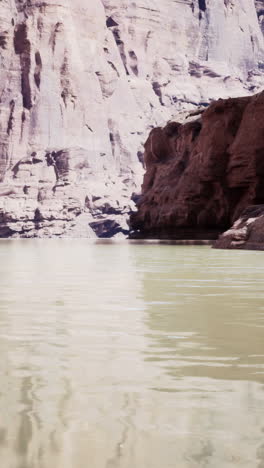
[0,0,263,237]
[90,216,129,238]
[130,92,264,239]
[214,205,264,250]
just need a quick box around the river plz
[0,240,264,468]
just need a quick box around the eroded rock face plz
[214,205,264,250]
[130,92,264,239]
[0,0,263,237]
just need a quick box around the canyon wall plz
[130,92,264,239]
[0,0,263,237]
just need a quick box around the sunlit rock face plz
[103,0,264,108]
[0,0,263,237]
[214,205,264,250]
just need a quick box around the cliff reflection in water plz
[140,246,264,466]
[142,247,264,382]
[0,241,264,468]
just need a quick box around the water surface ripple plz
[0,241,264,467]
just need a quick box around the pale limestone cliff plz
[0,0,263,237]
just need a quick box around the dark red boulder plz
[130,92,264,240]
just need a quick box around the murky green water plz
[0,241,264,468]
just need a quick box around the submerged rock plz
[130,92,264,240]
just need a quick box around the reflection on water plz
[0,241,264,467]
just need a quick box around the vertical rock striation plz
[0,0,263,237]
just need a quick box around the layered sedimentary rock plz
[130,92,264,239]
[214,205,264,250]
[0,0,263,237]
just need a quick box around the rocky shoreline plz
[0,0,263,239]
[130,92,264,250]
[214,205,264,251]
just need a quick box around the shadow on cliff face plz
[14,23,32,110]
[130,92,264,241]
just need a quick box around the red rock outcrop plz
[214,205,264,250]
[130,92,264,239]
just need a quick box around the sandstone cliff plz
[0,0,263,237]
[130,92,264,239]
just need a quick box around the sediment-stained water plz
[0,240,264,468]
